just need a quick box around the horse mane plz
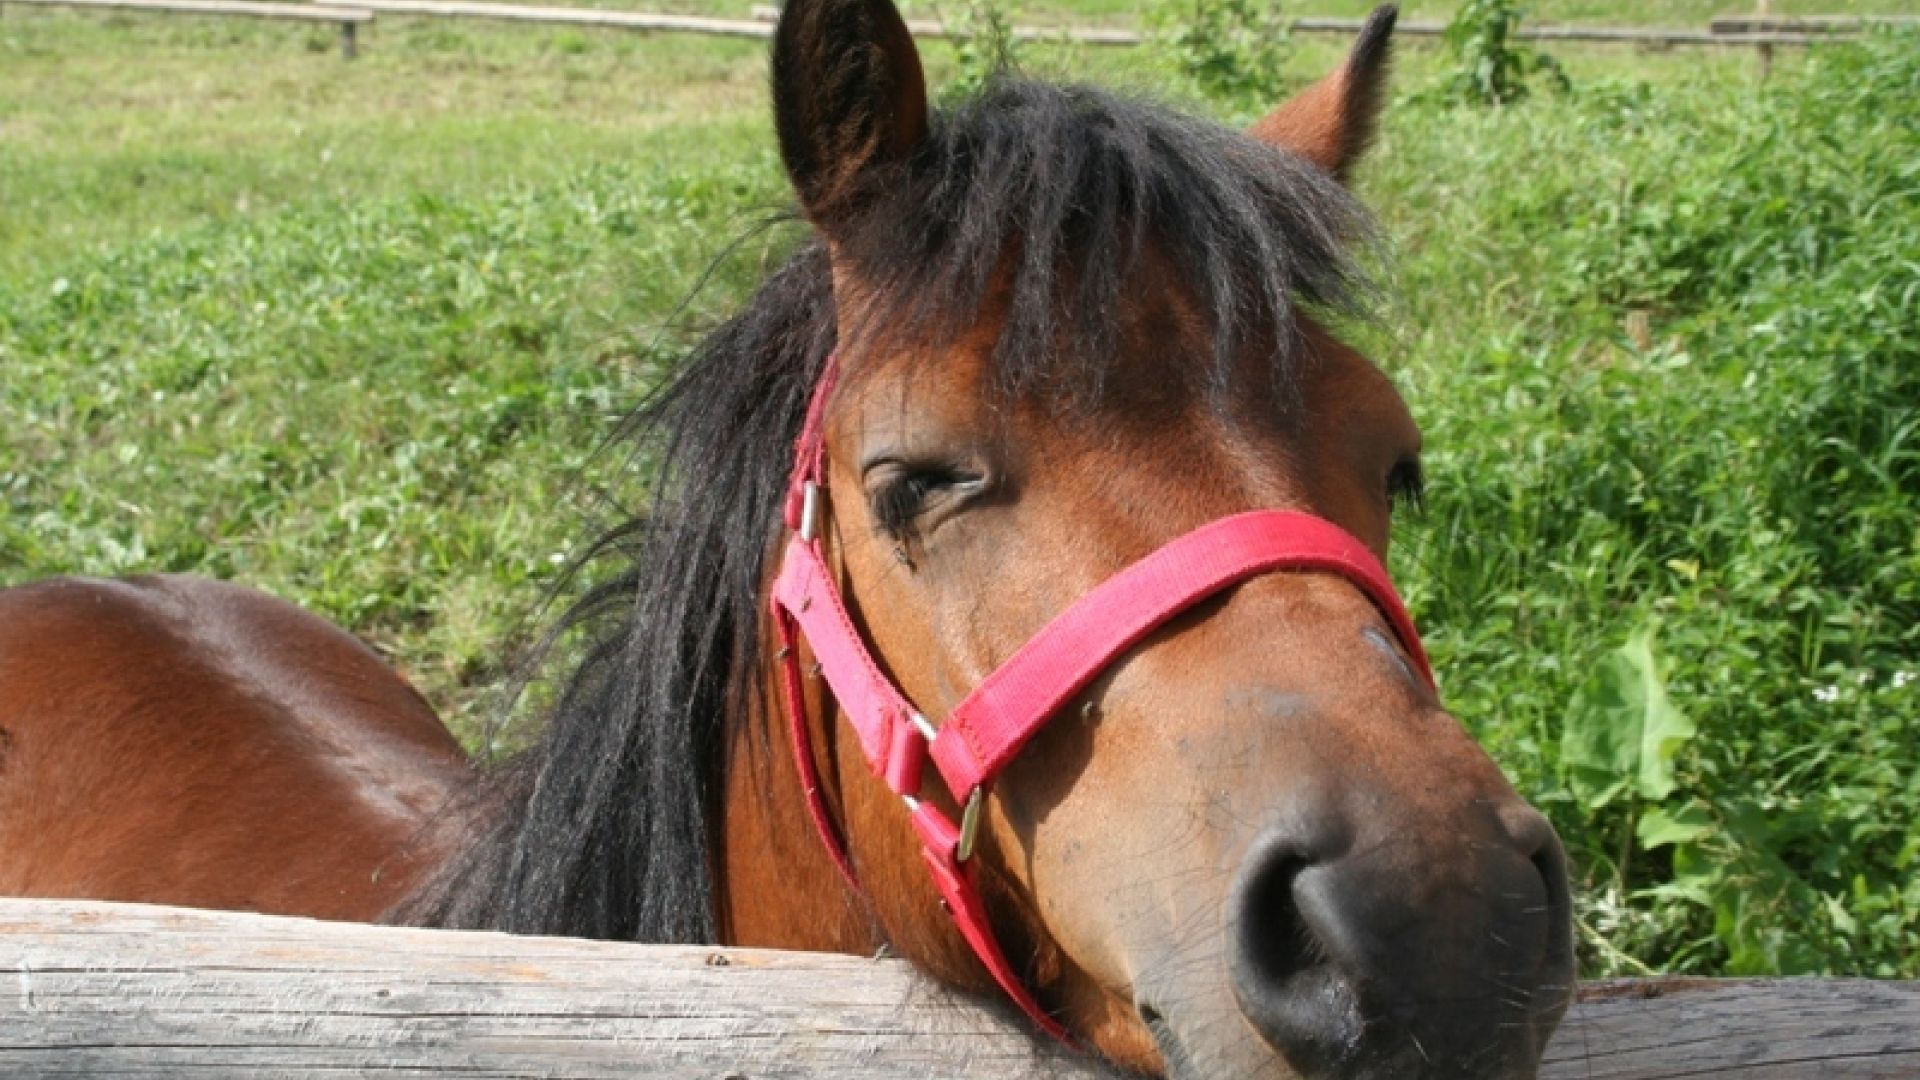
[388,76,1374,943]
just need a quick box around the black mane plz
[390,77,1373,941]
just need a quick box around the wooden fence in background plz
[4,899,1918,1077]
[4,0,1910,60]
[316,0,1914,49]
[5,0,372,55]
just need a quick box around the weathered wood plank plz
[0,899,1115,1079]
[1550,979,1920,1078]
[6,0,370,23]
[2,899,1916,1077]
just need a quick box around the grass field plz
[2,2,1916,981]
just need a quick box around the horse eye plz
[1387,458,1425,513]
[870,465,978,538]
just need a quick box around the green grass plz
[2,7,1915,978]
[0,14,788,734]
[0,15,772,279]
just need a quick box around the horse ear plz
[1248,5,1396,182]
[773,0,930,233]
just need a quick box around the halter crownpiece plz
[769,352,1436,1045]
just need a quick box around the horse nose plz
[1226,795,1574,1075]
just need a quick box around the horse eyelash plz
[1388,459,1426,513]
[871,471,944,539]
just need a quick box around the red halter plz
[769,353,1436,1044]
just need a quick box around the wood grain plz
[2,899,1916,1077]
[1551,978,1920,1079]
[0,899,1114,1079]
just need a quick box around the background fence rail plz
[1,0,1883,58]
[3,899,1917,1078]
[4,0,371,56]
[1709,14,1920,33]
[316,0,773,37]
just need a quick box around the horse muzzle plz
[1134,778,1574,1080]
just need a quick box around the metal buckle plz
[956,786,984,863]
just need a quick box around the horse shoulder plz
[0,574,470,920]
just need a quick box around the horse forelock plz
[838,77,1378,410]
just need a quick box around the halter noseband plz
[769,353,1436,1044]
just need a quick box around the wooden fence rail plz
[3,899,1917,1078]
[4,0,1888,59]
[733,6,1842,47]
[4,0,372,57]
[1709,14,1920,34]
[316,0,776,38]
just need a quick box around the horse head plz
[721,2,1576,1077]
[0,2,1572,1073]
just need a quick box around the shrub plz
[1149,0,1290,111]
[937,0,1023,104]
[1438,0,1567,105]
[1389,30,1920,977]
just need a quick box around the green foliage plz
[1560,624,1696,809]
[1438,0,1568,105]
[1149,0,1290,111]
[1386,30,1920,979]
[937,0,1023,104]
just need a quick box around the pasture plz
[2,0,1915,993]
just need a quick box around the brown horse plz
[0,2,1574,1076]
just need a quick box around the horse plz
[0,2,1575,1076]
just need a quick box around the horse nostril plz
[1499,802,1558,859]
[1232,848,1315,989]
[1226,835,1365,1072]
[1532,836,1568,905]
[1501,803,1573,923]
[1520,811,1576,978]
[1225,806,1573,1074]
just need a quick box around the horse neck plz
[713,611,879,955]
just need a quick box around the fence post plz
[340,16,356,59]
[1755,0,1773,79]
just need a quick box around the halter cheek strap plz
[769,353,1435,1045]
